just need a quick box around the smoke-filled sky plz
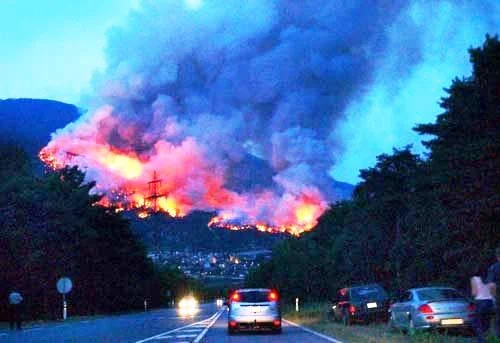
[3,0,499,191]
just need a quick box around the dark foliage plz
[0,150,198,320]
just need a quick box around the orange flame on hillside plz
[39,109,328,236]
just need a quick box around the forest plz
[0,160,201,320]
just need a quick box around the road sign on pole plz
[57,277,72,294]
[56,277,73,320]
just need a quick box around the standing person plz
[471,267,494,342]
[8,291,23,330]
[486,246,500,339]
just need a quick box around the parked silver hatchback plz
[228,288,281,334]
[388,287,474,333]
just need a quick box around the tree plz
[414,35,500,280]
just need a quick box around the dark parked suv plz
[330,284,389,325]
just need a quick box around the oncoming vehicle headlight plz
[178,296,199,316]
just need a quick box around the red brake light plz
[349,305,356,314]
[268,291,278,301]
[231,293,240,302]
[418,304,434,314]
[467,303,475,312]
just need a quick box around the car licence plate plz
[441,318,463,325]
[251,306,262,313]
[367,302,377,309]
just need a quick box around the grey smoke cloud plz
[42,0,498,232]
[91,0,414,188]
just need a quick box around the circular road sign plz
[57,277,73,294]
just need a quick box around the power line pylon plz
[146,171,165,211]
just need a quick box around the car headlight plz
[179,296,198,309]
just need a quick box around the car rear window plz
[237,291,270,303]
[416,288,464,301]
[351,286,387,301]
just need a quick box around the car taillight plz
[467,303,475,312]
[418,304,434,314]
[349,305,356,314]
[231,293,240,302]
[268,291,279,301]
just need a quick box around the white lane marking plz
[176,334,197,338]
[135,310,222,343]
[192,310,224,343]
[284,319,345,343]
[179,329,202,332]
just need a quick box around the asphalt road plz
[201,311,339,343]
[0,305,340,343]
[0,304,220,343]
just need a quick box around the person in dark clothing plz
[8,291,23,330]
[486,246,500,339]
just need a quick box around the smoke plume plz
[41,0,498,235]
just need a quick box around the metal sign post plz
[63,294,67,320]
[56,277,73,321]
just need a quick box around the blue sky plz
[0,0,138,103]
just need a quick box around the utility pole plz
[145,171,166,254]
[146,171,165,211]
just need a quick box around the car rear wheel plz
[228,326,237,335]
[272,327,282,334]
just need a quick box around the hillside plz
[126,211,287,252]
[0,98,80,167]
[0,98,354,252]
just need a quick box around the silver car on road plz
[227,288,282,334]
[388,287,475,333]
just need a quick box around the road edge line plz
[135,310,220,343]
[193,309,224,343]
[283,318,345,343]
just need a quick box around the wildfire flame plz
[39,108,328,236]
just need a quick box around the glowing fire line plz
[39,139,326,236]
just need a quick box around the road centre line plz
[135,310,222,343]
[284,319,345,343]
[192,309,224,343]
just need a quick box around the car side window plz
[403,291,413,302]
